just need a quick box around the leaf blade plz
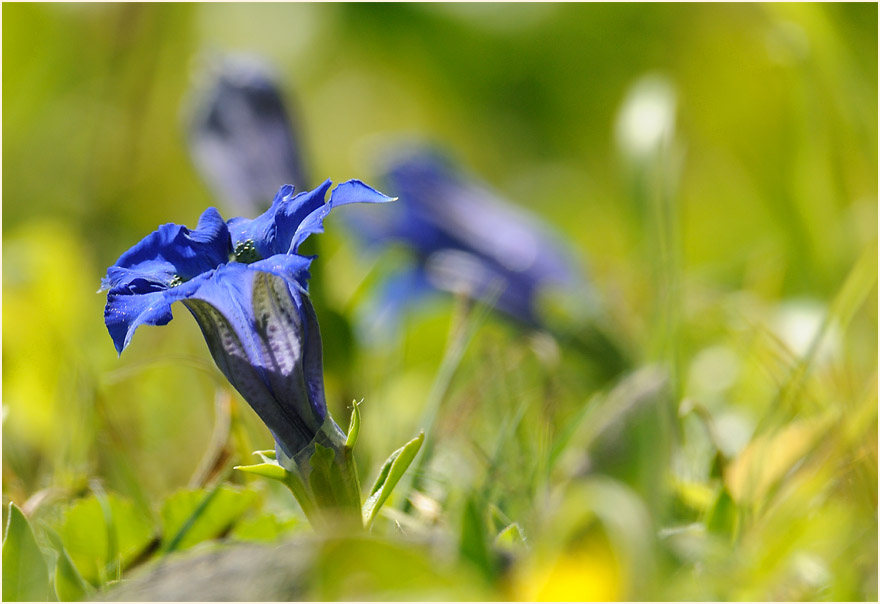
[2,503,49,602]
[44,526,93,602]
[363,432,424,529]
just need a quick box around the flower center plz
[168,275,184,288]
[233,239,261,264]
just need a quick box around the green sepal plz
[238,428,363,531]
[363,432,425,530]
[43,526,94,602]
[345,400,362,450]
[234,462,288,482]
[236,452,317,525]
[2,502,50,602]
[308,443,337,509]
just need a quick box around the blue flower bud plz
[187,55,309,215]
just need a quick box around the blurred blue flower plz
[187,55,308,215]
[349,147,588,328]
[101,179,393,459]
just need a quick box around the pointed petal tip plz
[329,179,396,205]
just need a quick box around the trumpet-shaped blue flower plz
[187,55,308,215]
[101,179,393,460]
[347,147,588,328]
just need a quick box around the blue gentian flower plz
[187,55,308,215]
[101,180,393,462]
[347,147,588,328]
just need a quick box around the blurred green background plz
[3,3,877,601]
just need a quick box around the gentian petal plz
[274,180,334,254]
[187,55,308,215]
[289,179,396,253]
[104,275,207,354]
[297,284,331,432]
[101,207,231,353]
[248,253,313,291]
[227,179,393,260]
[226,181,332,260]
[102,207,231,290]
[183,264,325,457]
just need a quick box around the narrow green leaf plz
[254,449,277,462]
[237,452,318,525]
[2,503,50,602]
[828,243,878,333]
[459,495,495,581]
[402,286,501,511]
[345,399,362,450]
[44,527,93,602]
[234,462,288,482]
[363,432,425,529]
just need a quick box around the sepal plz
[234,452,317,524]
[234,461,288,482]
[345,399,362,450]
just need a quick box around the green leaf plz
[52,494,152,587]
[43,527,93,602]
[236,451,318,526]
[345,399,362,450]
[494,522,526,549]
[459,495,495,581]
[254,449,277,462]
[230,513,300,543]
[706,486,738,539]
[160,486,257,553]
[363,432,425,529]
[234,462,288,482]
[2,503,49,602]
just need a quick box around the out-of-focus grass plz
[3,3,877,601]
